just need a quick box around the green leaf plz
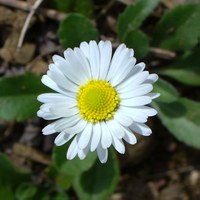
[28,189,49,200]
[49,0,72,12]
[0,73,50,121]
[123,29,149,58]
[74,0,93,18]
[0,153,31,187]
[153,98,200,149]
[73,151,119,200]
[0,153,31,200]
[50,0,93,17]
[159,47,200,86]
[15,183,67,200]
[153,4,200,51]
[58,13,99,48]
[51,193,70,200]
[56,174,73,190]
[153,78,178,103]
[16,183,38,200]
[118,0,159,40]
[46,163,73,189]
[53,143,97,177]
[0,185,14,200]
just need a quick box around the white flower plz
[37,40,159,163]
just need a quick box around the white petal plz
[122,127,137,145]
[88,40,100,79]
[54,131,75,146]
[42,123,56,135]
[106,120,125,139]
[129,122,152,136]
[52,54,66,63]
[107,45,130,81]
[63,48,88,85]
[78,149,85,160]
[39,103,64,118]
[101,122,112,149]
[78,123,92,149]
[37,110,60,120]
[117,71,149,93]
[134,106,157,117]
[80,41,89,58]
[74,47,91,78]
[48,63,61,74]
[111,57,136,87]
[49,101,77,110]
[67,137,78,160]
[41,75,67,95]
[106,44,126,80]
[111,134,125,154]
[54,115,81,132]
[132,62,145,73]
[40,103,51,112]
[120,96,152,107]
[50,107,79,118]
[90,123,101,152]
[114,111,133,127]
[109,52,135,85]
[65,119,87,134]
[144,74,158,84]
[118,106,148,123]
[129,49,134,57]
[148,93,160,99]
[97,145,108,163]
[37,93,74,103]
[120,62,145,81]
[53,55,82,86]
[47,68,78,93]
[37,110,45,118]
[98,41,112,80]
[78,145,90,160]
[120,84,153,99]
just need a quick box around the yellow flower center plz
[77,80,120,123]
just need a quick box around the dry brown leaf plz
[13,143,51,165]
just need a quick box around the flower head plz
[37,40,159,163]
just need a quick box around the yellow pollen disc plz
[77,80,120,123]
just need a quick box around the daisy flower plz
[37,40,159,163]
